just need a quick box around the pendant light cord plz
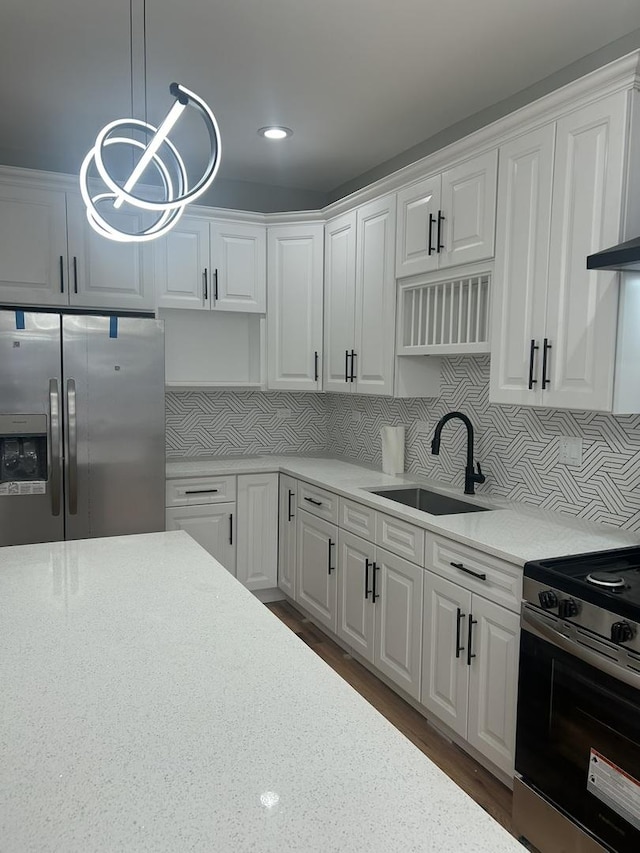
[128,0,148,126]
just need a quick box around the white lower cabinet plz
[166,502,236,575]
[337,530,376,662]
[373,548,424,701]
[278,475,298,599]
[236,473,278,591]
[421,571,519,777]
[297,509,338,632]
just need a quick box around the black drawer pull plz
[364,557,373,599]
[304,497,322,507]
[428,213,436,255]
[467,616,477,666]
[287,489,294,521]
[185,488,219,495]
[371,562,380,602]
[314,351,319,382]
[229,513,233,545]
[59,255,65,293]
[450,561,487,581]
[455,607,465,659]
[203,268,208,301]
[542,338,552,389]
[345,350,350,383]
[528,339,539,390]
[350,349,356,382]
[437,210,445,252]
[328,539,335,574]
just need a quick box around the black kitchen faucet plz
[431,411,485,495]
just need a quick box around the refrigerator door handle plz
[66,378,78,515]
[49,378,62,517]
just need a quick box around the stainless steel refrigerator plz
[0,310,165,546]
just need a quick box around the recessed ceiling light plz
[258,126,293,140]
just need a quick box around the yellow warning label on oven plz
[588,748,640,831]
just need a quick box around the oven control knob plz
[558,598,579,619]
[538,590,558,610]
[611,621,634,645]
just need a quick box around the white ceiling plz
[2,0,640,200]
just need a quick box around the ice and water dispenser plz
[0,415,48,494]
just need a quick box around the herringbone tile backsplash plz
[167,356,640,530]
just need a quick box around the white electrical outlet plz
[558,436,583,467]
[275,408,292,420]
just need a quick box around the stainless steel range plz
[514,548,640,853]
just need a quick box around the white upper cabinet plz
[154,216,210,310]
[395,150,497,278]
[324,211,357,393]
[0,184,68,307]
[155,217,266,314]
[491,91,635,412]
[267,223,324,391]
[324,196,397,396]
[66,194,155,311]
[210,220,266,313]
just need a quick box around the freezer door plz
[0,311,64,545]
[62,315,165,540]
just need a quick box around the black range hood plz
[587,235,640,271]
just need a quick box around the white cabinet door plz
[236,473,278,591]
[544,93,627,412]
[373,547,423,701]
[278,475,298,599]
[166,502,236,575]
[66,194,154,311]
[210,220,266,313]
[490,125,555,406]
[154,216,210,310]
[337,530,375,663]
[297,509,338,632]
[323,211,356,393]
[439,150,498,269]
[354,194,396,396]
[467,595,519,777]
[0,184,68,307]
[421,572,471,738]
[267,223,324,391]
[395,176,440,278]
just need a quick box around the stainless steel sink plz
[371,487,492,516]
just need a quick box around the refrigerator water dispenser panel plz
[0,414,48,483]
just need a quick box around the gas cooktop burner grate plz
[585,571,626,590]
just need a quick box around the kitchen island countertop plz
[0,531,522,852]
[166,455,640,565]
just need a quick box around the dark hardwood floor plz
[266,599,514,835]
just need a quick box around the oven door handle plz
[522,605,640,691]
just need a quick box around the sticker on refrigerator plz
[587,748,640,830]
[0,481,46,496]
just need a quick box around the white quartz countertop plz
[1,531,521,853]
[166,455,639,565]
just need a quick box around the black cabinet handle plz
[364,557,373,600]
[350,350,356,382]
[304,496,322,507]
[467,615,477,666]
[328,539,335,574]
[73,256,78,294]
[213,268,219,301]
[203,268,208,301]
[185,488,219,495]
[437,210,445,252]
[428,213,436,255]
[345,349,350,383]
[528,339,539,390]
[229,513,233,545]
[450,561,487,581]
[371,562,380,602]
[542,338,552,389]
[59,255,65,293]
[314,351,319,382]
[455,607,465,659]
[287,489,294,521]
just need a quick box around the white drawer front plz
[298,481,338,523]
[376,513,424,565]
[166,476,237,507]
[340,498,376,539]
[426,533,522,613]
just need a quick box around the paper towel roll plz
[381,425,405,475]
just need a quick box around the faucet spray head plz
[431,436,440,455]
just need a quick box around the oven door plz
[516,605,640,853]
